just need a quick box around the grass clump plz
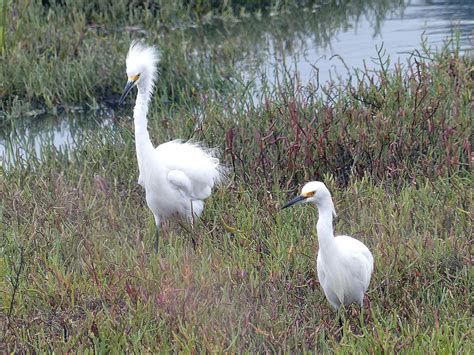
[0,0,404,111]
[153,43,471,186]
[1,43,473,351]
[0,157,471,352]
[0,0,472,352]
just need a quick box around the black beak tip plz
[118,80,135,107]
[281,195,306,210]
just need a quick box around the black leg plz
[358,305,365,332]
[154,228,160,253]
[191,235,197,250]
[339,314,344,337]
[338,306,345,337]
[189,201,198,250]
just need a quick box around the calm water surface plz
[249,0,472,87]
[1,0,472,164]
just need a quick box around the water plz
[236,0,473,89]
[0,110,118,166]
[1,0,472,165]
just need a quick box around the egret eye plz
[305,191,315,198]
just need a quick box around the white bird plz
[119,41,225,251]
[282,181,374,312]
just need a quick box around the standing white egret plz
[282,181,374,313]
[119,41,225,251]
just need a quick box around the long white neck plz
[315,201,336,252]
[133,80,155,171]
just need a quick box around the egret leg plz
[153,215,161,254]
[154,228,160,253]
[358,298,369,331]
[190,200,195,225]
[357,307,364,334]
[189,221,198,251]
[189,200,198,250]
[337,305,345,336]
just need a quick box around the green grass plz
[0,0,473,352]
[0,0,404,112]
[1,160,471,351]
[1,49,472,350]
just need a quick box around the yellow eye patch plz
[128,74,140,81]
[303,191,315,198]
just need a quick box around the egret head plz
[119,41,160,105]
[282,181,336,217]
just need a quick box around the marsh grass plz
[0,0,7,57]
[0,150,471,351]
[1,47,472,351]
[0,0,404,111]
[0,0,473,352]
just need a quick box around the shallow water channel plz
[1,0,473,165]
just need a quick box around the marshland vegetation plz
[0,0,472,352]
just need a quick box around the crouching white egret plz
[119,41,226,251]
[282,181,374,313]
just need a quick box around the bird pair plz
[118,41,374,313]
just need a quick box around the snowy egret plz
[282,181,374,311]
[119,41,225,251]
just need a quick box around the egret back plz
[154,140,225,197]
